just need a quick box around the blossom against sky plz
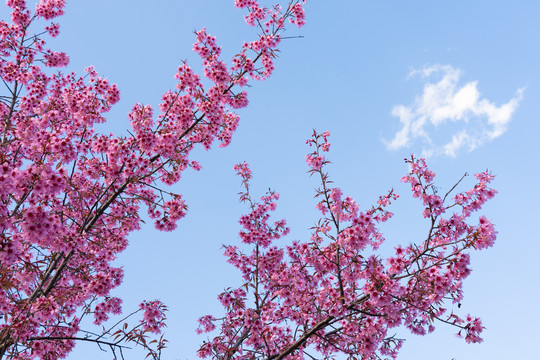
[2,1,539,359]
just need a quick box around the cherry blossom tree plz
[0,0,497,359]
[196,131,496,360]
[0,0,307,358]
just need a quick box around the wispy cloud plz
[385,64,524,157]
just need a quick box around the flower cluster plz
[139,300,167,334]
[305,130,330,171]
[93,297,123,325]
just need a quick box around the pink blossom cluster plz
[305,130,330,170]
[139,300,167,334]
[231,1,308,81]
[197,131,497,360]
[93,297,123,325]
[0,0,308,358]
[35,0,65,20]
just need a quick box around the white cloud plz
[385,64,524,157]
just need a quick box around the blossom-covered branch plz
[0,0,308,358]
[197,130,496,360]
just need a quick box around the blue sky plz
[3,1,539,359]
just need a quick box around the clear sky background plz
[2,1,539,359]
